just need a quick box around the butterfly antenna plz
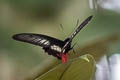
[75,19,79,28]
[68,19,79,37]
[59,24,68,38]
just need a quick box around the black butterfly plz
[12,16,93,63]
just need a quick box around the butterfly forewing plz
[61,16,93,53]
[70,16,93,39]
[13,33,64,48]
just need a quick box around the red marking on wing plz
[62,53,68,63]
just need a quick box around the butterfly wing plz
[12,33,64,58]
[70,16,93,40]
[61,16,93,53]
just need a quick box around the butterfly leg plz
[72,48,76,54]
[75,19,79,28]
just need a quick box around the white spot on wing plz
[33,38,41,42]
[44,41,50,45]
[40,40,46,43]
[51,45,62,52]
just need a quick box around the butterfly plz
[12,16,93,63]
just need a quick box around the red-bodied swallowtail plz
[12,16,93,63]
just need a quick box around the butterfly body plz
[12,16,93,63]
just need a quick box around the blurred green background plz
[0,0,120,80]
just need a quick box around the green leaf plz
[35,62,71,80]
[61,54,95,80]
[35,54,95,80]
